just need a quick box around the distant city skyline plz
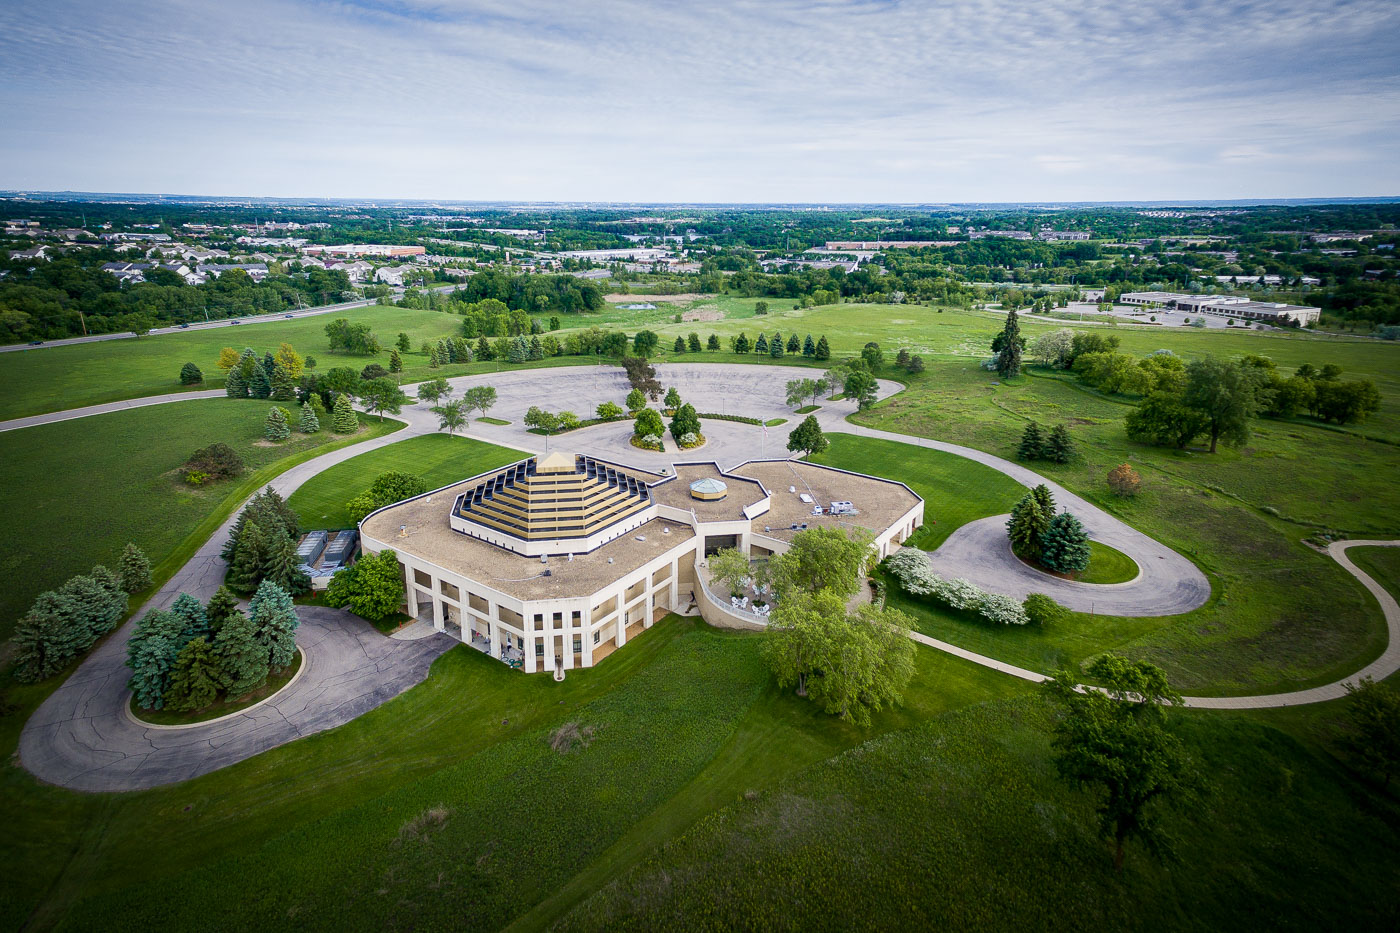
[2,0,1398,202]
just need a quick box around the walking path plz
[0,389,225,433]
[11,364,1399,791]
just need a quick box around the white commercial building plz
[1120,291,1320,325]
[361,453,923,674]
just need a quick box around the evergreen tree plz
[803,334,816,357]
[1018,421,1044,460]
[89,563,126,607]
[214,608,269,696]
[1045,424,1075,463]
[1040,511,1091,574]
[249,363,273,399]
[674,335,686,353]
[263,535,311,596]
[396,332,411,353]
[427,345,441,368]
[180,362,204,385]
[224,366,247,398]
[60,572,127,646]
[226,521,269,595]
[125,608,185,709]
[755,333,769,354]
[451,336,471,363]
[119,542,152,594]
[170,591,210,642]
[264,406,291,441]
[787,333,801,354]
[13,592,77,682]
[734,332,750,353]
[508,335,529,364]
[205,585,240,639]
[529,335,544,360]
[815,335,831,361]
[298,401,320,433]
[770,333,784,358]
[475,336,492,360]
[270,362,296,401]
[996,309,1023,379]
[707,334,720,351]
[1006,492,1050,560]
[309,392,327,419]
[1031,483,1056,517]
[688,333,702,352]
[249,580,300,671]
[262,351,277,379]
[331,393,358,433]
[165,637,222,712]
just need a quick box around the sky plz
[1,0,1398,202]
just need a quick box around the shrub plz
[179,362,203,385]
[1023,592,1067,625]
[184,470,210,486]
[183,442,244,481]
[679,432,699,448]
[883,550,1028,624]
[638,433,663,450]
[1107,463,1142,497]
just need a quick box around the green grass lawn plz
[0,305,604,421]
[850,359,1398,695]
[556,695,1400,933]
[1350,545,1400,603]
[286,434,523,529]
[0,619,1023,933]
[0,398,403,640]
[809,433,1025,551]
[1081,539,1139,584]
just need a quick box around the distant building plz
[303,244,426,258]
[1120,291,1320,325]
[8,246,49,262]
[198,263,270,282]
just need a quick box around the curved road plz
[11,364,1399,791]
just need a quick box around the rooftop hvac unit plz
[789,485,796,493]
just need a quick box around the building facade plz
[359,453,923,674]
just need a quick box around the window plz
[573,637,582,653]
[413,569,431,588]
[593,631,600,645]
[535,641,544,656]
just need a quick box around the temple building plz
[359,452,923,673]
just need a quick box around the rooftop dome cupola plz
[689,477,728,501]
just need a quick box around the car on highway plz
[285,313,295,318]
[27,340,43,346]
[230,319,242,324]
[179,323,190,328]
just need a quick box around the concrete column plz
[581,607,594,667]
[404,564,418,619]
[563,612,576,670]
[543,622,555,671]
[490,621,502,659]
[524,635,537,674]
[431,588,444,632]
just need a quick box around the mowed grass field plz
[2,621,1394,931]
[0,619,1026,933]
[287,434,524,529]
[850,358,1399,693]
[0,399,402,639]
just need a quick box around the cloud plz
[0,0,1397,199]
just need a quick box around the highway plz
[0,283,462,353]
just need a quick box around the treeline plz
[445,269,605,313]
[0,254,354,343]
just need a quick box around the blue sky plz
[1,0,1397,201]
